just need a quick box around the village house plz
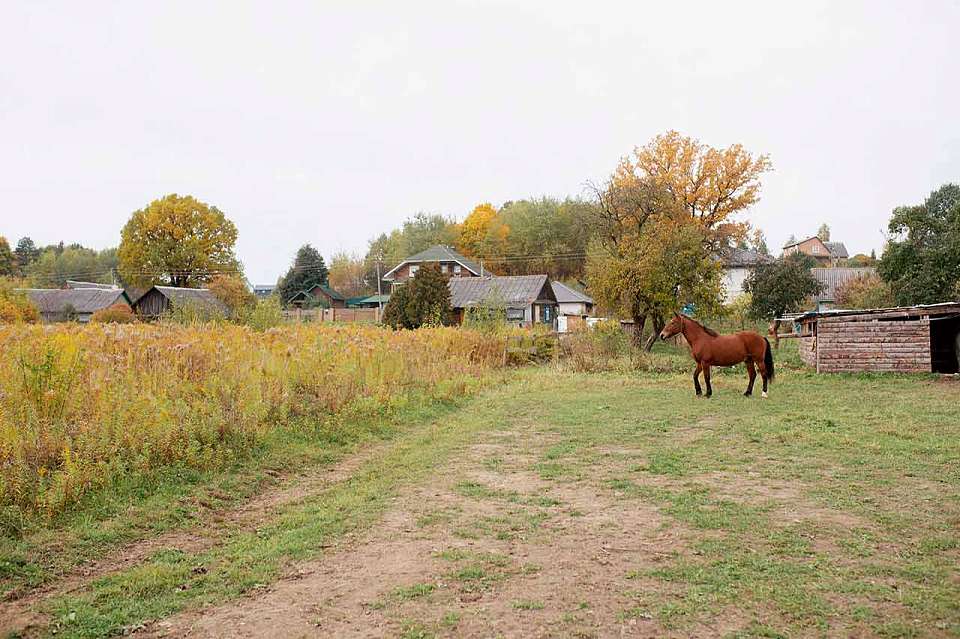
[720,248,773,303]
[20,288,132,323]
[448,275,558,328]
[285,284,347,309]
[253,284,275,298]
[382,245,484,287]
[132,286,227,319]
[783,236,849,266]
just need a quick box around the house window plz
[540,305,553,323]
[506,308,524,321]
[409,265,419,276]
[441,264,448,274]
[812,244,820,254]
[453,264,462,275]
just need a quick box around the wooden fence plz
[282,308,381,323]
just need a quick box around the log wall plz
[798,336,817,367]
[815,317,930,373]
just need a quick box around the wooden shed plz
[783,303,960,373]
[132,286,227,320]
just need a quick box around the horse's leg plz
[703,364,713,398]
[693,361,703,396]
[758,358,769,398]
[744,360,756,397]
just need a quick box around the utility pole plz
[480,259,484,277]
[376,260,383,320]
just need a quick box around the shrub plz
[834,273,896,309]
[0,284,39,323]
[90,303,137,324]
[383,264,452,329]
[560,320,632,372]
[208,274,257,318]
[241,297,283,331]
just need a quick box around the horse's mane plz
[683,314,720,337]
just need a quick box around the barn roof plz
[811,267,876,302]
[789,302,960,323]
[150,286,227,312]
[20,288,130,314]
[383,245,482,280]
[551,281,593,304]
[448,275,555,309]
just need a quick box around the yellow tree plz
[619,130,772,248]
[328,251,370,298]
[456,203,509,264]
[118,194,240,287]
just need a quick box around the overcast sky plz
[2,1,957,284]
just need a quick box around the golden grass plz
[0,323,509,524]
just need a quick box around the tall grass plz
[0,323,509,531]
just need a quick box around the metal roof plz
[824,242,849,258]
[150,286,227,312]
[20,288,130,314]
[721,248,774,268]
[65,280,119,290]
[382,245,482,280]
[551,281,593,304]
[811,267,876,301]
[448,275,554,309]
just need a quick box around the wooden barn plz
[132,286,227,320]
[20,288,131,323]
[783,303,960,373]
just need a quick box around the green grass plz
[11,342,960,637]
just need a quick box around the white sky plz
[1,1,957,284]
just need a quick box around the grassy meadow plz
[0,323,958,638]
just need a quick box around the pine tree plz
[276,244,329,305]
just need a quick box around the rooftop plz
[20,288,129,314]
[811,267,876,301]
[551,281,593,304]
[383,245,483,280]
[448,275,553,308]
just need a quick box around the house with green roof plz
[285,284,347,308]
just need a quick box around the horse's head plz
[660,313,683,340]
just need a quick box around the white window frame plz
[409,265,419,276]
[453,264,462,275]
[441,264,448,274]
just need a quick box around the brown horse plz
[660,313,775,398]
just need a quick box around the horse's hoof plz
[761,391,768,398]
[744,392,752,397]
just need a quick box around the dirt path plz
[139,422,694,638]
[0,440,390,638]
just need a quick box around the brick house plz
[382,245,484,287]
[782,236,848,266]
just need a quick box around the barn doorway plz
[930,315,960,374]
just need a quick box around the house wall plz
[721,268,750,304]
[558,301,590,316]
[133,290,170,318]
[798,336,817,367]
[815,317,931,373]
[391,261,478,283]
[784,238,833,265]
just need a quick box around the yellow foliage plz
[0,285,39,323]
[457,203,510,259]
[616,130,772,245]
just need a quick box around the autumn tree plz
[624,130,772,250]
[588,175,723,348]
[878,183,960,305]
[276,244,329,305]
[817,223,831,242]
[834,273,894,309]
[744,254,823,319]
[118,194,240,287]
[208,274,256,318]
[457,203,510,261]
[498,198,596,279]
[27,245,117,287]
[0,237,14,276]
[328,251,370,298]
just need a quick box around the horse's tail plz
[764,337,775,382]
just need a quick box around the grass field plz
[2,335,959,638]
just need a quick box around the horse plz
[659,313,775,398]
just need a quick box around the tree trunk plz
[631,312,647,347]
[643,315,664,352]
